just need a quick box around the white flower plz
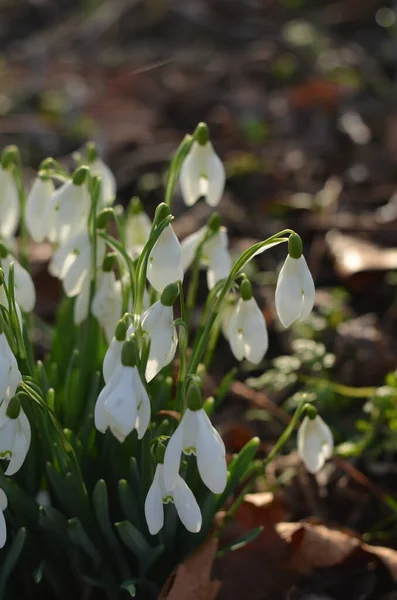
[126,210,152,260]
[25,176,55,243]
[0,488,7,548]
[103,323,134,384]
[180,141,225,207]
[89,158,116,207]
[0,400,31,476]
[1,253,36,312]
[92,272,123,343]
[181,226,231,290]
[0,167,20,239]
[94,363,150,442]
[0,333,21,401]
[45,179,90,243]
[275,255,315,328]
[49,231,105,298]
[226,297,268,364]
[145,463,202,535]
[73,272,91,325]
[164,408,227,494]
[297,415,334,474]
[140,300,177,382]
[146,225,183,293]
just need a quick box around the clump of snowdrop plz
[297,409,334,474]
[0,131,320,598]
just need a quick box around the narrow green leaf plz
[120,580,137,597]
[115,520,151,564]
[39,506,68,540]
[67,518,101,566]
[93,480,130,580]
[0,527,27,596]
[216,526,263,557]
[119,479,141,526]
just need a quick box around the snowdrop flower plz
[225,279,268,364]
[297,413,333,474]
[0,248,36,312]
[0,488,7,548]
[25,174,55,243]
[145,462,202,535]
[73,272,91,325]
[0,164,20,240]
[45,167,91,243]
[90,158,116,208]
[180,123,225,207]
[49,230,105,298]
[181,216,231,290]
[140,283,178,382]
[275,233,315,328]
[126,198,152,260]
[0,396,31,476]
[164,383,227,494]
[92,255,123,342]
[103,319,134,384]
[94,338,150,442]
[0,333,22,401]
[147,224,183,293]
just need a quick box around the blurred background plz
[3,2,397,597]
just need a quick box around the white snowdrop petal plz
[0,510,6,548]
[206,149,225,207]
[173,476,202,533]
[144,465,164,535]
[0,169,20,239]
[240,298,268,364]
[297,416,333,474]
[126,211,152,259]
[141,303,177,382]
[180,228,206,272]
[26,177,55,242]
[147,225,184,293]
[136,384,151,440]
[275,258,303,328]
[74,273,91,325]
[180,152,203,207]
[0,489,7,511]
[12,259,36,312]
[163,420,185,491]
[206,245,231,290]
[103,338,123,384]
[195,410,227,494]
[5,412,31,476]
[300,257,316,321]
[91,158,116,207]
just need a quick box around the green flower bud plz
[207,212,221,232]
[115,319,128,342]
[85,141,97,163]
[39,157,56,171]
[97,207,114,230]
[155,442,166,464]
[193,122,209,146]
[121,336,138,367]
[304,403,318,420]
[160,282,179,307]
[102,253,116,273]
[6,396,21,419]
[240,278,252,301]
[130,197,143,215]
[154,202,170,225]
[1,145,19,169]
[186,380,203,411]
[288,233,303,259]
[0,244,8,259]
[72,165,89,186]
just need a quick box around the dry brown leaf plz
[277,522,397,582]
[158,538,221,600]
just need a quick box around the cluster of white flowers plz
[0,125,332,549]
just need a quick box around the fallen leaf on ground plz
[158,538,221,600]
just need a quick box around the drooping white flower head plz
[95,338,150,442]
[126,199,152,260]
[25,175,56,243]
[103,321,134,384]
[0,488,7,548]
[1,251,36,313]
[164,398,227,494]
[180,124,225,207]
[225,280,268,364]
[0,333,22,401]
[0,397,31,476]
[92,264,123,343]
[145,463,202,535]
[140,283,178,382]
[73,272,92,325]
[297,414,333,474]
[49,231,105,298]
[89,157,116,208]
[181,219,231,291]
[146,224,183,293]
[275,234,315,328]
[0,166,20,240]
[45,167,91,244]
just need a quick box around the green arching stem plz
[203,316,221,370]
[165,134,193,210]
[298,374,381,399]
[174,318,189,415]
[11,161,29,271]
[99,232,136,306]
[188,232,291,374]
